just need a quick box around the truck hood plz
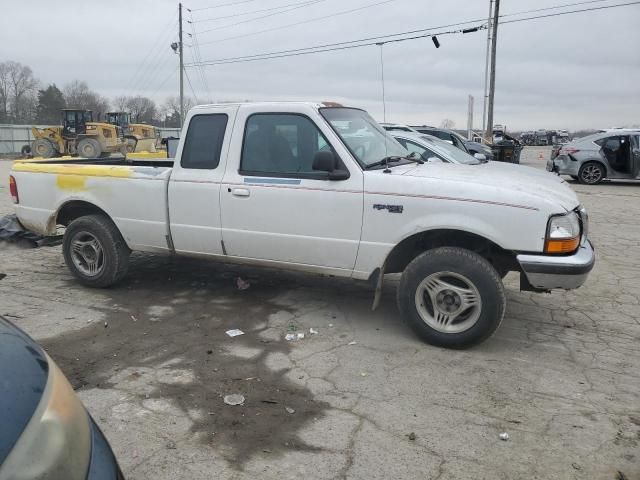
[395,161,579,211]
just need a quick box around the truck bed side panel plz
[12,163,172,252]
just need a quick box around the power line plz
[184,68,199,103]
[197,0,327,35]
[198,0,402,46]
[188,17,486,65]
[127,20,177,93]
[187,0,638,66]
[500,0,614,17]
[189,11,211,99]
[191,0,262,12]
[501,0,640,24]
[192,0,323,23]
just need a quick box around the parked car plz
[410,125,495,160]
[0,316,124,479]
[391,131,488,163]
[10,102,594,348]
[379,122,417,133]
[547,130,640,184]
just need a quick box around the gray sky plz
[1,0,639,130]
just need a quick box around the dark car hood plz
[0,316,49,464]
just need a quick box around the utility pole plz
[485,0,500,142]
[481,0,493,138]
[467,95,474,140]
[179,2,184,127]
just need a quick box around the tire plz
[63,214,130,288]
[126,137,137,153]
[578,161,605,185]
[21,144,31,156]
[397,247,506,349]
[32,138,55,157]
[77,138,102,158]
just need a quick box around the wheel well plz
[56,201,109,227]
[384,229,518,274]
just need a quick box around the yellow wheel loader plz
[105,112,159,153]
[31,110,127,159]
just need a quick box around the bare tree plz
[160,96,196,127]
[0,61,39,123]
[112,95,129,111]
[125,96,157,124]
[440,119,456,129]
[63,80,110,119]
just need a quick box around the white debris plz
[348,341,357,346]
[224,394,245,406]
[236,277,251,290]
[285,332,305,341]
[499,432,509,441]
[285,406,295,414]
[226,329,245,337]
[309,328,318,335]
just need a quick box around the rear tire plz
[63,214,130,288]
[77,138,102,159]
[578,161,605,185]
[32,138,56,157]
[397,247,506,349]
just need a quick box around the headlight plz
[545,212,581,254]
[0,354,91,480]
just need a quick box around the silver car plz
[547,130,640,184]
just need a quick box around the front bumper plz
[517,240,595,290]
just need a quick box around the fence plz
[0,124,181,156]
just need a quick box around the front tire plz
[578,161,605,185]
[32,138,56,157]
[397,247,506,348]
[77,138,102,159]
[63,214,130,288]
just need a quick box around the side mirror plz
[474,153,487,161]
[312,150,337,172]
[313,151,350,180]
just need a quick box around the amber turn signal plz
[545,236,579,254]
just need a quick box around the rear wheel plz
[32,138,56,157]
[397,247,506,348]
[63,214,130,288]
[578,162,605,185]
[77,138,102,158]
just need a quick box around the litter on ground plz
[223,394,245,406]
[226,329,245,337]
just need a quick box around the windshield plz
[320,108,407,167]
[416,135,481,165]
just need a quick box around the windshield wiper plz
[365,153,423,170]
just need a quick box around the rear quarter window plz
[181,114,228,169]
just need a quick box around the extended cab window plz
[241,114,334,177]
[181,114,228,169]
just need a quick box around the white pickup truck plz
[9,102,595,348]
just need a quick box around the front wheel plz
[578,161,605,185]
[77,138,102,159]
[63,214,130,288]
[397,247,506,348]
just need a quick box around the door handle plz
[231,188,250,197]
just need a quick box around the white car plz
[391,131,489,162]
[9,102,594,348]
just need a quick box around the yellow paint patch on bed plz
[56,174,87,191]
[13,162,132,179]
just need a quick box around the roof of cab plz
[190,101,350,111]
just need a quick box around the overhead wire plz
[189,11,212,99]
[192,0,325,24]
[127,19,177,93]
[197,0,402,46]
[197,0,327,34]
[187,0,639,66]
[191,0,262,12]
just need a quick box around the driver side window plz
[241,113,338,179]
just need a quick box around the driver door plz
[220,108,364,272]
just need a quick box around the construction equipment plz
[105,112,158,153]
[31,110,126,159]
